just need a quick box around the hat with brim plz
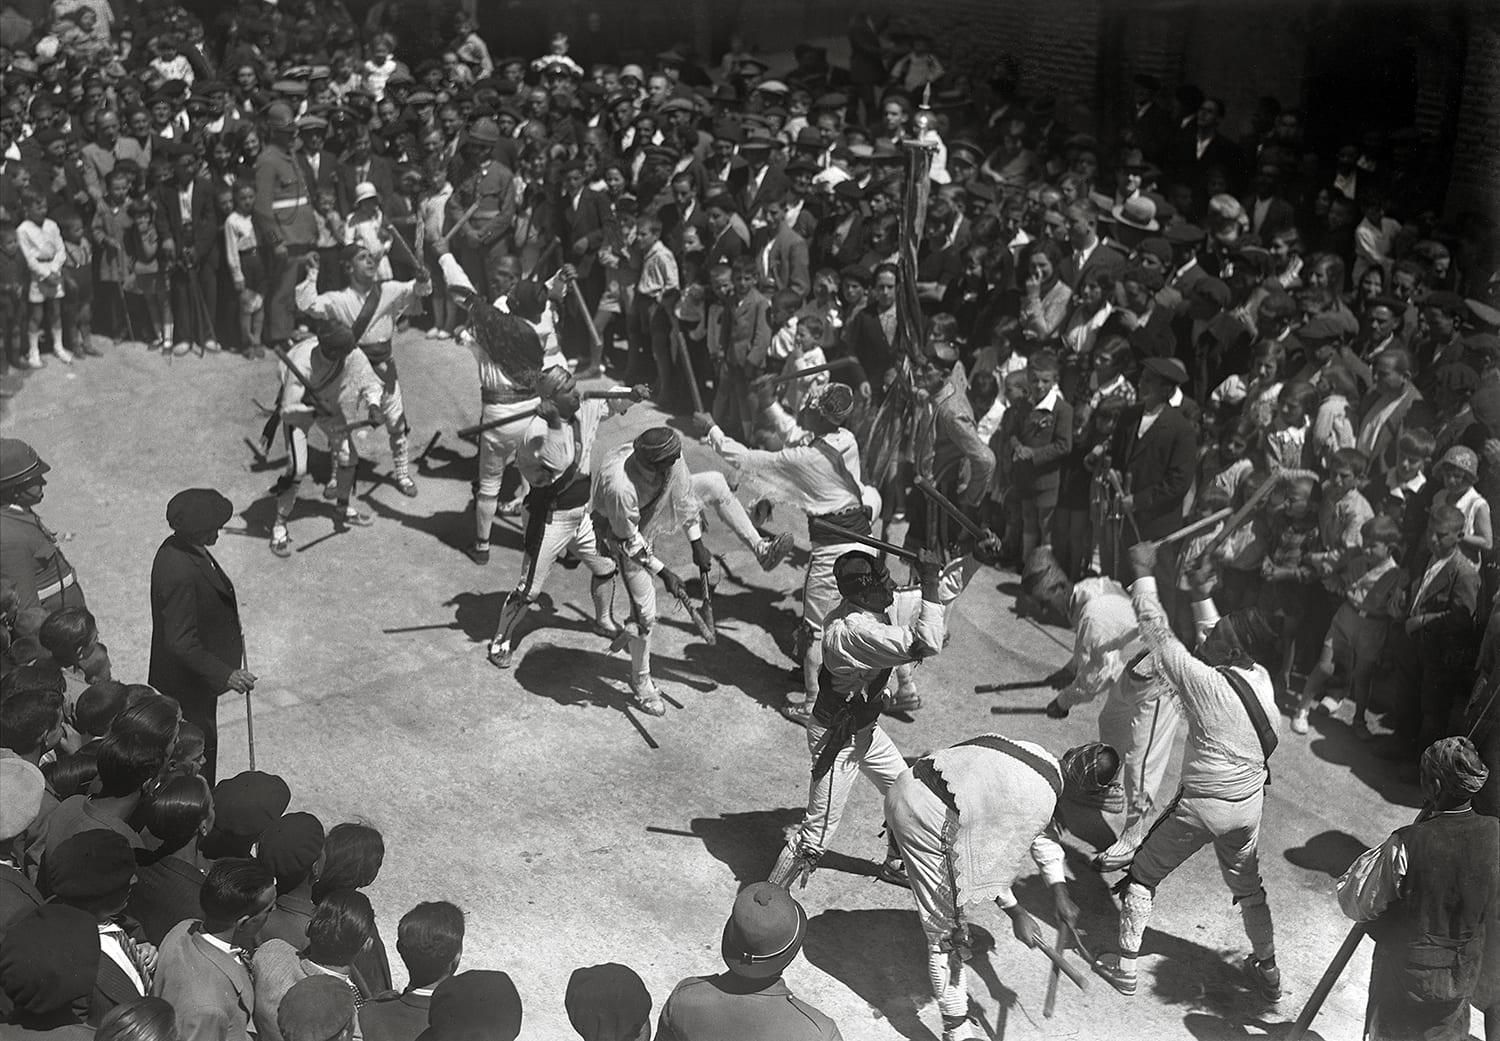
[1112,196,1159,232]
[753,80,788,95]
[0,439,50,490]
[1141,357,1189,386]
[264,102,296,130]
[721,882,807,979]
[354,181,379,205]
[167,488,234,533]
[1465,299,1500,332]
[1439,445,1479,478]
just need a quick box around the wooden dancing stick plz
[1196,469,1291,562]
[1106,470,1145,544]
[1147,507,1235,549]
[668,313,705,413]
[768,357,859,385]
[912,475,986,540]
[808,517,920,562]
[1043,923,1070,1017]
[568,279,604,352]
[1034,935,1089,991]
[456,408,540,440]
[438,200,482,248]
[582,387,640,399]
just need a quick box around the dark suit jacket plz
[153,919,255,1041]
[1058,240,1125,290]
[1242,193,1296,241]
[1011,394,1074,499]
[1130,102,1175,166]
[0,863,43,938]
[753,224,810,297]
[704,224,748,267]
[129,850,206,945]
[1173,132,1246,193]
[1410,552,1480,666]
[337,154,396,216]
[559,187,612,275]
[737,163,790,221]
[360,989,432,1041]
[813,211,865,271]
[842,307,896,397]
[659,199,709,257]
[1106,405,1198,538]
[147,536,244,723]
[296,150,342,211]
[154,176,219,263]
[92,939,148,1026]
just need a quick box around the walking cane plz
[241,650,256,770]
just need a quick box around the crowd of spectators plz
[2,0,1499,1037]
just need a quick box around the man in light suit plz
[1403,504,1480,754]
[148,489,256,786]
[752,194,810,297]
[154,859,277,1041]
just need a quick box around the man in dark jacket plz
[149,488,255,785]
[1098,358,1197,581]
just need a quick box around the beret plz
[48,829,136,902]
[166,488,234,533]
[1124,264,1165,292]
[0,905,98,1015]
[1142,356,1189,385]
[213,770,292,837]
[256,811,325,882]
[0,758,44,842]
[1134,237,1172,264]
[1424,290,1466,315]
[279,975,356,1041]
[420,971,523,1041]
[1164,223,1204,246]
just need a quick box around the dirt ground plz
[2,330,1471,1041]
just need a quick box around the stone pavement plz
[1,330,1463,1040]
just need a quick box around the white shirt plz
[706,424,864,516]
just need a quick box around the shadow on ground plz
[685,807,804,887]
[803,907,945,1041]
[1283,829,1370,878]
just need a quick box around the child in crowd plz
[92,169,133,341]
[17,188,68,367]
[1293,514,1406,736]
[57,210,97,358]
[1259,472,1321,685]
[345,182,393,280]
[1267,380,1319,470]
[1309,364,1358,468]
[0,224,25,371]
[223,181,264,352]
[1211,339,1284,429]
[1430,446,1493,558]
[988,368,1033,553]
[124,196,169,350]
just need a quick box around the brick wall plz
[1444,2,1500,222]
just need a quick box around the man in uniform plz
[656,883,841,1041]
[0,438,85,614]
[768,546,977,890]
[885,736,1119,1041]
[485,366,643,669]
[255,102,318,354]
[1094,541,1284,1003]
[269,320,387,553]
[447,118,516,303]
[1337,737,1498,1041]
[296,243,432,498]
[693,383,880,723]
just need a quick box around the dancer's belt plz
[807,503,871,545]
[913,757,958,813]
[37,569,77,604]
[481,387,532,406]
[360,339,393,364]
